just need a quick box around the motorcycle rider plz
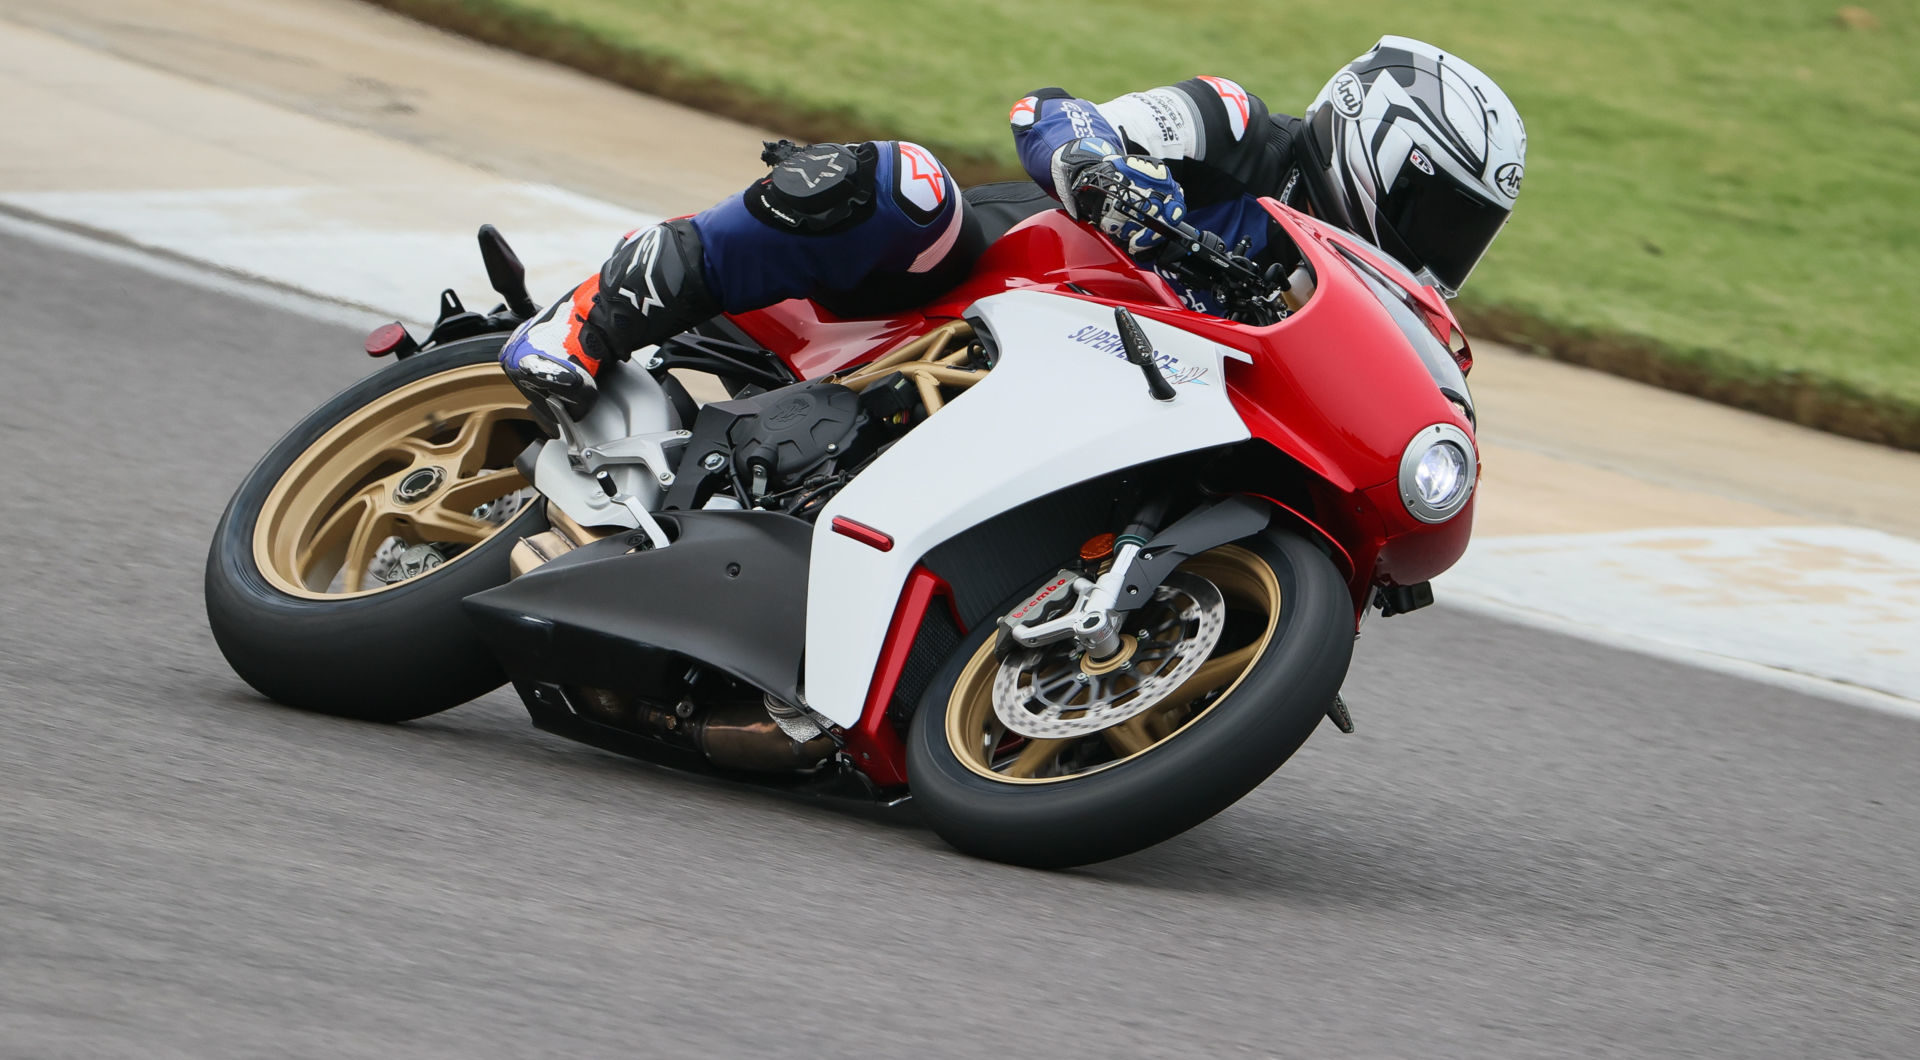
[502,35,1526,418]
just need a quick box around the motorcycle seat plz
[961,181,1057,245]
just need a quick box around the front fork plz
[996,495,1274,662]
[1000,539,1148,661]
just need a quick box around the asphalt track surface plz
[3,228,1916,1059]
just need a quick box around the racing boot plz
[500,217,718,421]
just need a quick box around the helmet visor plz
[1377,161,1510,296]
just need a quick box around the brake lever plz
[1107,188,1258,280]
[1094,182,1289,323]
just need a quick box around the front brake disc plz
[991,571,1225,739]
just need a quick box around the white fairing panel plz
[804,290,1252,726]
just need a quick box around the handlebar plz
[1072,167,1291,325]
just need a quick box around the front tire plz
[906,528,1354,868]
[205,337,546,722]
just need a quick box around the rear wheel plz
[906,528,1353,868]
[205,337,545,721]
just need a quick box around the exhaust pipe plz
[690,697,837,773]
[568,686,837,773]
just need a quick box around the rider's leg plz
[499,217,713,419]
[502,140,972,418]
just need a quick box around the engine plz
[675,381,865,508]
[661,320,990,518]
[502,320,993,778]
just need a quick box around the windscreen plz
[1333,244,1474,424]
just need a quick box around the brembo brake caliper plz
[995,533,1152,661]
[993,498,1274,662]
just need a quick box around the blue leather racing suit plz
[500,79,1317,416]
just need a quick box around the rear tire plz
[205,337,545,722]
[905,527,1353,868]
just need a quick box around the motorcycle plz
[205,186,1480,868]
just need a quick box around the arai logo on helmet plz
[1330,71,1366,119]
[1495,162,1524,198]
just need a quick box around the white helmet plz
[1305,36,1527,296]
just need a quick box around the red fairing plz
[1201,204,1476,595]
[1320,226,1473,374]
[729,300,929,381]
[844,566,962,788]
[729,211,1192,380]
[925,211,1189,316]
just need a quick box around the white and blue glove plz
[1051,136,1188,259]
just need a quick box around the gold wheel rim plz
[252,363,536,599]
[944,544,1282,785]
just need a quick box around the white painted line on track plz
[0,184,659,324]
[1442,525,1920,711]
[1437,593,1920,723]
[0,206,394,332]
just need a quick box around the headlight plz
[1398,424,1477,523]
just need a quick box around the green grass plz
[374,0,1920,443]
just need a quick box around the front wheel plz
[906,528,1354,868]
[205,337,546,721]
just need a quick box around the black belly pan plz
[462,509,813,705]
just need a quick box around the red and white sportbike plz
[207,189,1480,868]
